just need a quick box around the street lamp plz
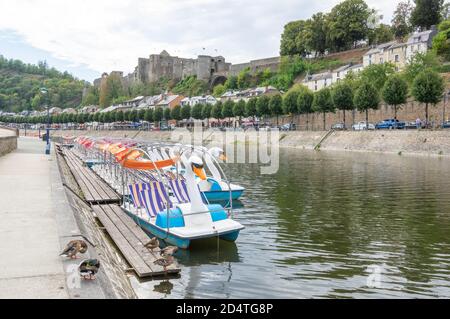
[40,87,50,154]
[443,89,450,127]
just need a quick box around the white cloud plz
[0,0,399,78]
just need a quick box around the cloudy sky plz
[0,0,400,82]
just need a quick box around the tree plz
[309,13,329,56]
[327,0,371,51]
[432,20,450,61]
[283,90,299,122]
[138,109,146,121]
[354,82,380,129]
[164,108,172,121]
[392,1,414,39]
[144,108,153,123]
[313,88,335,130]
[297,88,314,130]
[403,51,440,84]
[245,98,257,119]
[382,75,409,119]
[181,105,191,121]
[213,84,226,97]
[115,110,124,122]
[201,104,212,125]
[412,70,445,124]
[233,100,246,127]
[269,94,283,125]
[280,20,310,56]
[237,68,252,89]
[332,83,354,129]
[256,96,270,121]
[191,103,204,120]
[222,100,235,126]
[224,76,238,90]
[368,24,394,45]
[360,63,395,91]
[212,101,223,120]
[154,107,164,126]
[170,105,182,124]
[410,0,444,31]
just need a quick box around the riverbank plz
[0,137,119,299]
[45,129,450,158]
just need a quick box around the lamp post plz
[40,87,50,154]
[444,90,450,127]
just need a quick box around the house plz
[100,105,119,113]
[386,42,408,71]
[332,64,364,83]
[48,107,62,115]
[156,94,184,109]
[136,95,164,110]
[220,90,240,102]
[180,95,217,107]
[303,71,333,92]
[363,40,398,67]
[248,86,279,98]
[406,27,438,61]
[79,105,99,113]
[62,108,77,114]
[123,96,146,108]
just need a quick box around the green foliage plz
[245,98,257,117]
[313,88,335,113]
[256,96,270,117]
[269,94,283,116]
[224,76,238,90]
[412,70,445,105]
[172,76,208,97]
[170,105,182,121]
[382,74,409,107]
[144,109,153,122]
[181,105,191,120]
[0,55,85,113]
[233,100,246,117]
[283,90,299,115]
[237,67,252,89]
[403,51,441,84]
[392,1,414,39]
[368,24,394,45]
[212,101,223,119]
[297,87,314,114]
[360,63,395,90]
[354,82,380,112]
[191,104,204,120]
[410,0,444,30]
[222,100,235,118]
[164,108,172,120]
[154,107,164,122]
[115,110,124,122]
[327,0,371,51]
[213,84,226,97]
[202,104,212,119]
[432,20,450,61]
[332,83,354,111]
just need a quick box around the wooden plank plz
[93,205,152,277]
[62,149,120,204]
[106,205,179,275]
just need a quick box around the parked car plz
[331,123,345,130]
[405,121,418,130]
[442,121,450,129]
[375,119,406,130]
[281,123,297,131]
[352,121,375,131]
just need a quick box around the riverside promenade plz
[0,136,69,298]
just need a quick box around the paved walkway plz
[0,137,68,298]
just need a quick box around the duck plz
[154,255,175,272]
[79,259,100,280]
[60,240,88,259]
[145,237,160,251]
[160,246,178,257]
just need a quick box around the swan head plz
[190,155,207,180]
[209,147,227,162]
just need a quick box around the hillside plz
[0,55,86,113]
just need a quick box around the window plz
[395,55,399,62]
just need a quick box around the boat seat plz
[168,179,190,203]
[139,182,172,218]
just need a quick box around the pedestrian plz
[416,117,422,129]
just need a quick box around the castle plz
[94,50,281,90]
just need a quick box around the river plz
[132,149,450,299]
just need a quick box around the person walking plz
[416,117,422,130]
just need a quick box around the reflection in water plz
[153,280,174,296]
[134,149,450,299]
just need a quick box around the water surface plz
[132,149,450,299]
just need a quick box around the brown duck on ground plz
[160,246,178,257]
[60,240,88,259]
[154,255,175,272]
[145,237,160,251]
